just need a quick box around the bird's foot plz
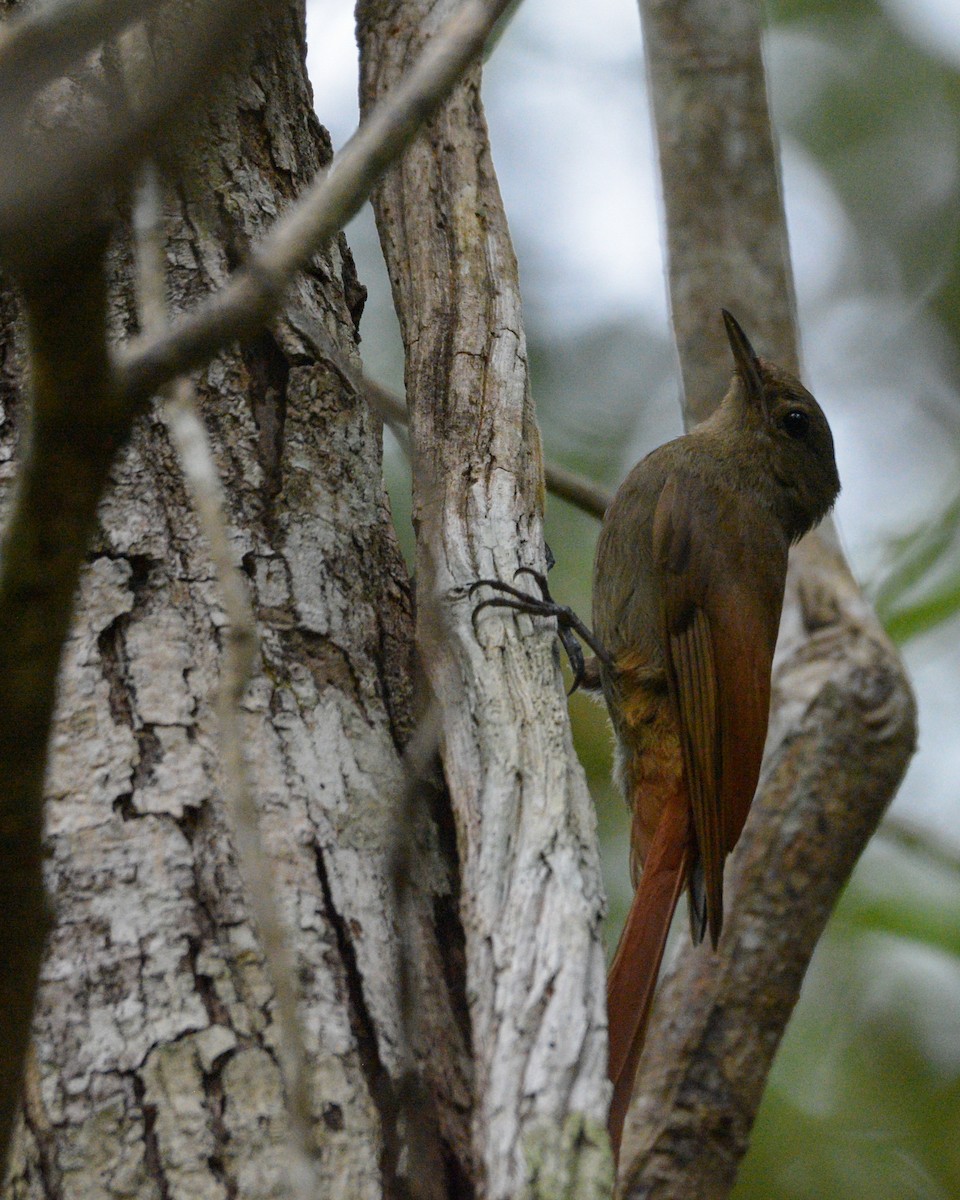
[468,564,610,693]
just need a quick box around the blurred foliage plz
[352,0,960,1195]
[873,488,960,644]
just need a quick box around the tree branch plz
[132,166,320,1199]
[618,2,917,1195]
[543,462,611,521]
[638,0,801,416]
[358,2,613,1198]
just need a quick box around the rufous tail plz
[606,796,690,1160]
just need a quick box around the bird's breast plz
[604,648,683,882]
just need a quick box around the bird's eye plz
[781,409,810,439]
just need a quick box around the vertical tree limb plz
[0,227,133,1167]
[640,0,800,414]
[358,2,612,1197]
[618,2,917,1196]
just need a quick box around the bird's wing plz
[652,474,778,946]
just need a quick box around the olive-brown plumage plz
[598,311,839,1154]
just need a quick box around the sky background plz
[304,2,960,1194]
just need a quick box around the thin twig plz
[543,460,611,519]
[133,166,319,1199]
[117,0,521,411]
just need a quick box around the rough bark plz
[358,3,612,1199]
[2,4,471,1197]
[618,2,918,1196]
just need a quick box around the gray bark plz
[357,2,613,1198]
[2,4,471,1197]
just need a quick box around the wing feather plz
[652,474,780,947]
[667,602,724,943]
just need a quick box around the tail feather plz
[607,794,690,1160]
[686,854,708,945]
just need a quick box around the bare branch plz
[166,384,322,1200]
[637,0,800,418]
[618,2,917,1195]
[543,461,611,521]
[117,0,521,411]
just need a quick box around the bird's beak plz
[721,309,764,401]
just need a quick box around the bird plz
[471,310,840,1158]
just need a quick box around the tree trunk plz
[2,4,471,1197]
[357,2,612,1197]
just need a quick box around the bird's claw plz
[468,564,610,693]
[557,627,587,694]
